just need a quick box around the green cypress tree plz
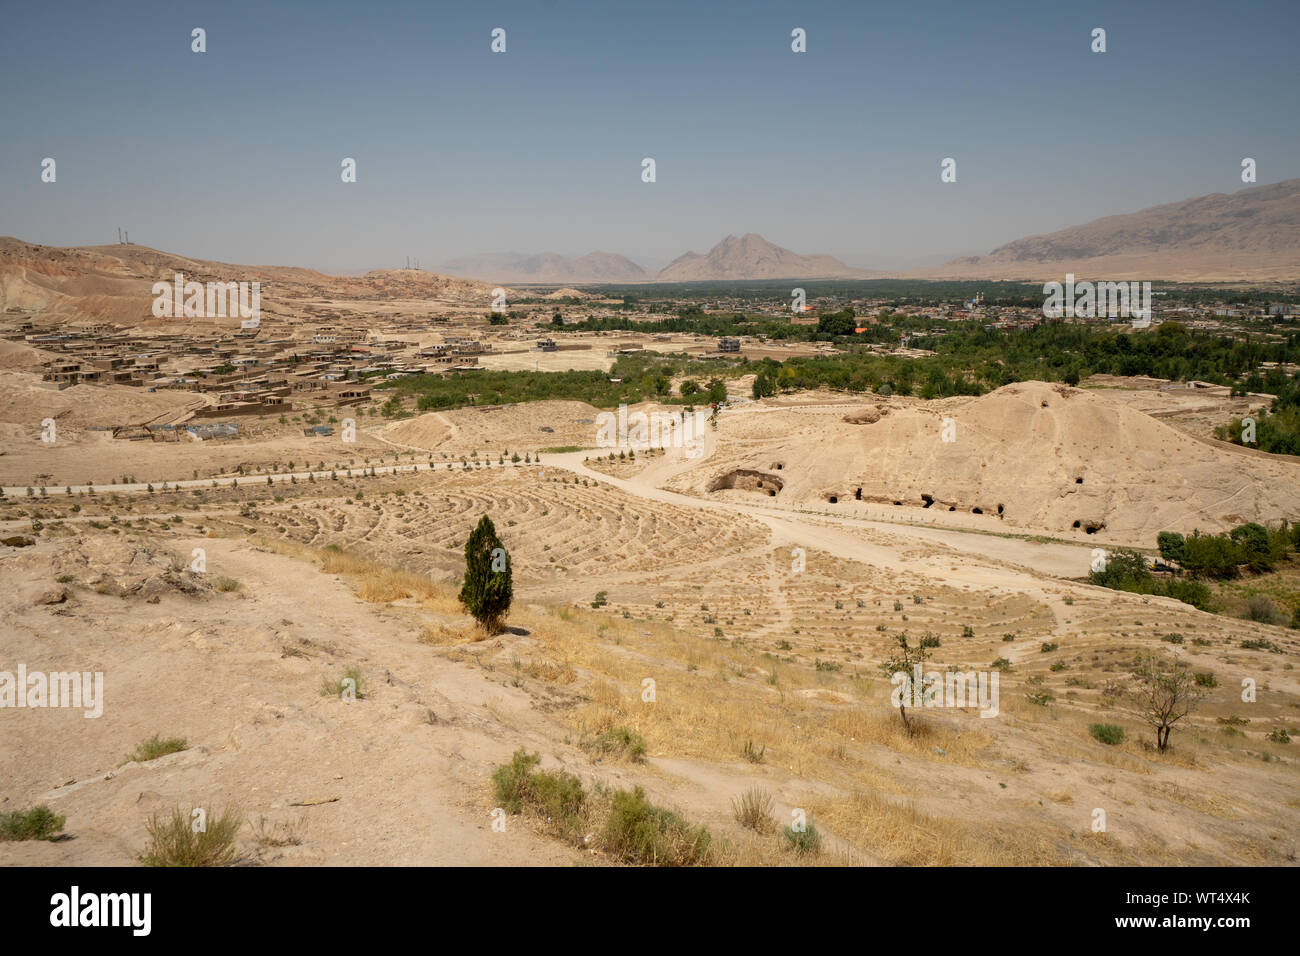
[459,515,512,633]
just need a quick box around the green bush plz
[588,726,647,762]
[1088,723,1126,746]
[125,734,188,764]
[603,785,711,866]
[0,806,65,841]
[492,750,586,843]
[782,823,823,855]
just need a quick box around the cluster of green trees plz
[1087,548,1213,609]
[929,320,1299,387]
[1089,522,1300,613]
[1216,369,1300,455]
[378,354,742,413]
[816,308,857,336]
[1157,522,1300,577]
[562,316,1298,402]
[679,378,727,403]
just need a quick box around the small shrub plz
[0,806,65,842]
[214,576,241,593]
[126,734,188,764]
[1240,638,1283,653]
[731,787,775,833]
[140,806,243,866]
[1243,595,1287,626]
[588,726,647,762]
[1088,723,1126,746]
[492,750,587,843]
[603,786,711,866]
[320,666,365,700]
[1194,672,1218,688]
[782,823,823,855]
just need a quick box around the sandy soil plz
[3,381,1298,867]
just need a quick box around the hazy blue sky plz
[2,0,1297,272]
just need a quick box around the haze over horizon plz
[2,0,1298,273]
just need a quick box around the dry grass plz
[318,546,461,614]
[732,787,776,833]
[211,520,1298,868]
[811,791,1065,866]
[251,814,308,847]
[140,806,244,867]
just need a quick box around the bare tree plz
[1133,652,1204,752]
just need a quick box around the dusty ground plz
[2,380,1298,867]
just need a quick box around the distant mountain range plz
[657,234,863,281]
[924,178,1300,281]
[443,181,1300,284]
[440,250,650,284]
[441,233,867,283]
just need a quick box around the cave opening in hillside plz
[997,503,1004,515]
[921,494,935,508]
[854,488,862,500]
[1075,477,1083,484]
[972,507,983,514]
[707,469,784,496]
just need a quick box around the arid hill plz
[691,381,1300,545]
[0,238,500,327]
[924,179,1300,281]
